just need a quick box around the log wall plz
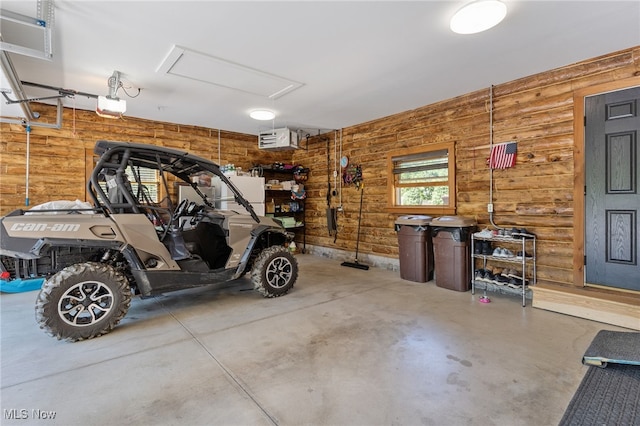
[291,46,640,290]
[0,109,292,212]
[2,46,639,293]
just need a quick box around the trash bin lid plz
[395,215,433,226]
[431,215,477,227]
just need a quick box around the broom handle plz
[354,186,364,259]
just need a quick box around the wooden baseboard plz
[532,285,640,330]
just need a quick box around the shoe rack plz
[471,231,536,307]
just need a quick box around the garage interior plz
[1,1,640,425]
[1,255,630,425]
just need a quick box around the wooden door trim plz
[572,77,640,287]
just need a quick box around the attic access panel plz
[156,45,303,99]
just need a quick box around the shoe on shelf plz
[491,267,503,276]
[503,249,515,257]
[479,241,492,254]
[494,247,511,257]
[493,275,510,285]
[507,277,526,288]
[516,251,532,258]
[474,228,493,238]
[474,269,486,280]
[482,241,493,255]
[501,268,513,278]
[506,269,522,279]
[512,228,536,238]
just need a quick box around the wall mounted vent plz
[258,128,299,150]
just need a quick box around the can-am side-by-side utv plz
[0,141,298,341]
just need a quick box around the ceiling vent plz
[259,128,299,150]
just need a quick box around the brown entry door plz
[585,86,640,291]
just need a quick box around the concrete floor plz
[0,254,627,426]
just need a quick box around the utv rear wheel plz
[35,262,131,342]
[252,246,298,298]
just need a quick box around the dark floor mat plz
[582,330,640,368]
[559,363,640,426]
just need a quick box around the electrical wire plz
[489,85,500,229]
[120,85,141,98]
[217,129,221,164]
[338,128,343,208]
[25,125,31,206]
[333,133,339,195]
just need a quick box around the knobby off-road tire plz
[35,262,132,342]
[251,246,298,298]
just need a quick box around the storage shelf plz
[473,233,534,242]
[471,232,536,307]
[262,167,307,253]
[472,254,534,263]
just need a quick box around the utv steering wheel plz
[172,199,188,222]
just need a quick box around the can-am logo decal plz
[10,223,81,232]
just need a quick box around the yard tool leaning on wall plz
[341,164,368,270]
[326,137,338,242]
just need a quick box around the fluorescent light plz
[450,0,507,34]
[250,109,275,120]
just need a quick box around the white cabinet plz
[215,175,265,216]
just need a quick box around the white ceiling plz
[1,1,639,136]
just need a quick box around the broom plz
[341,185,369,270]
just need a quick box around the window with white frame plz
[387,142,455,214]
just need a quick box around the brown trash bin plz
[431,216,477,291]
[395,215,433,283]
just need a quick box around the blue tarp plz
[0,277,44,293]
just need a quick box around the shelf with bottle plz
[470,228,536,307]
[258,164,309,253]
[266,198,304,229]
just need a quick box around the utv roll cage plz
[88,140,260,223]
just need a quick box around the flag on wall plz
[489,141,517,169]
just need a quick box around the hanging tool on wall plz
[337,129,344,211]
[332,132,339,199]
[342,163,363,189]
[325,136,338,242]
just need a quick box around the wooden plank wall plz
[0,109,292,212]
[292,46,640,289]
[1,46,639,291]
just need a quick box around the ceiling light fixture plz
[250,109,275,121]
[450,0,507,34]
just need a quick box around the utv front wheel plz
[35,262,131,342]
[252,246,298,298]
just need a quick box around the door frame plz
[572,76,640,288]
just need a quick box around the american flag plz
[489,142,517,169]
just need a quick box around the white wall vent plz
[258,128,299,150]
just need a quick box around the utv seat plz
[165,227,192,261]
[181,222,231,269]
